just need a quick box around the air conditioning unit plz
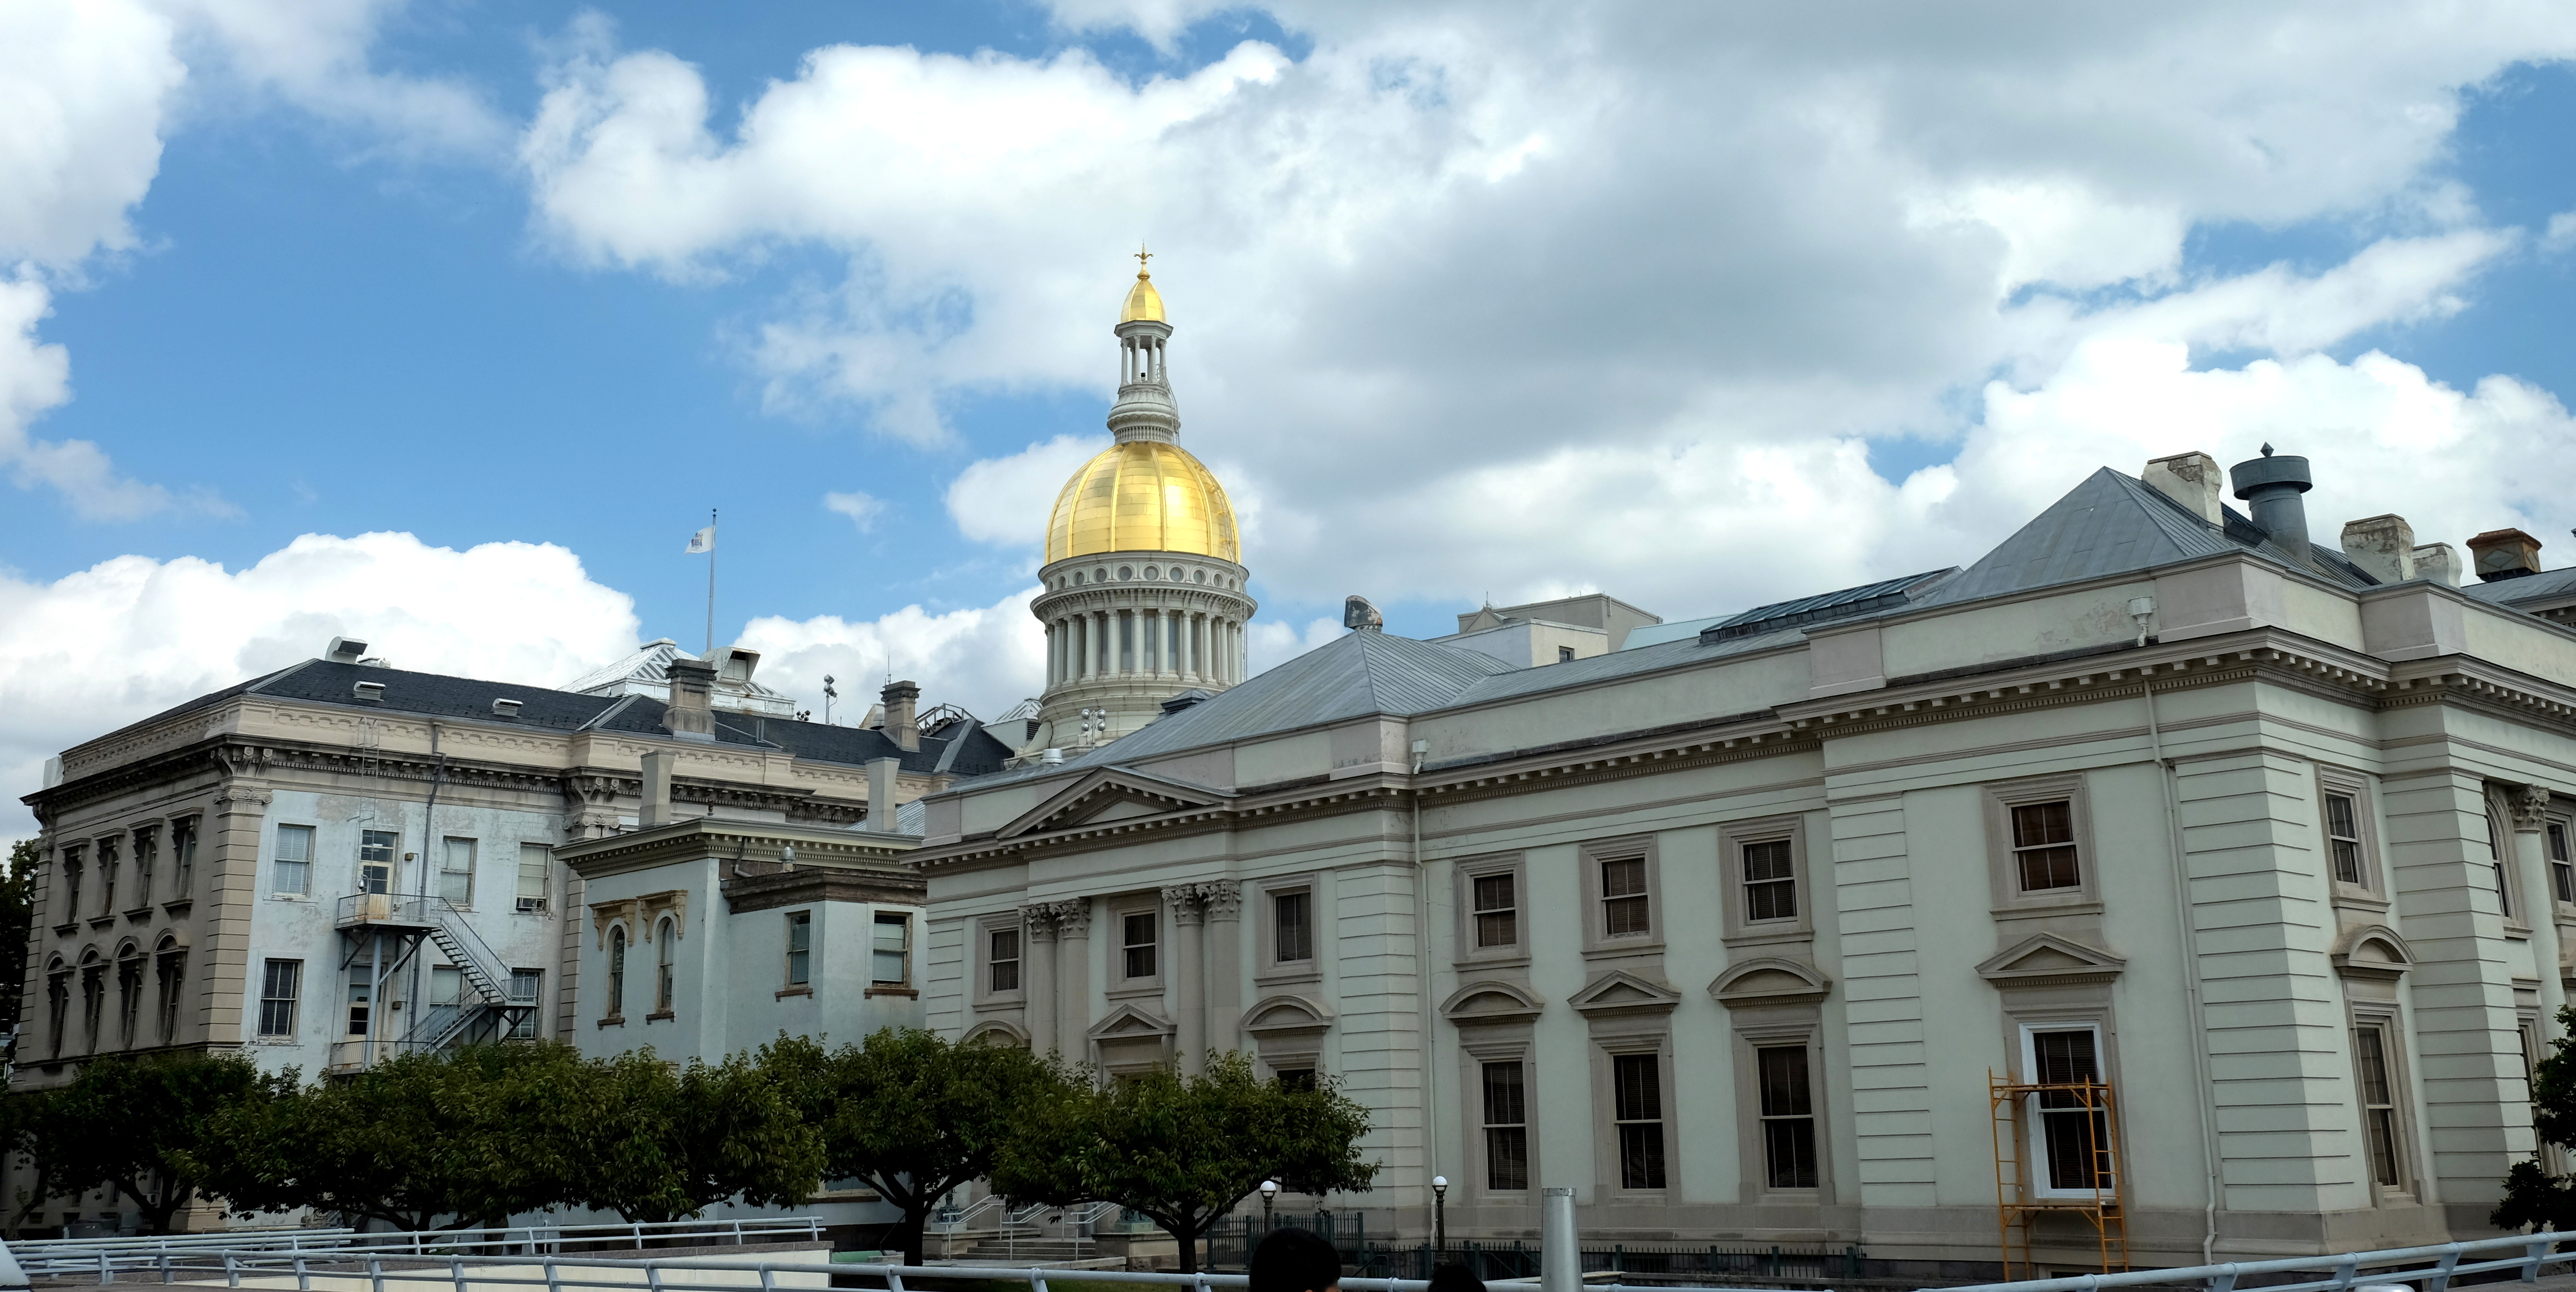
[517,897,548,913]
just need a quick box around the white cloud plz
[737,590,1050,726]
[157,0,509,159]
[0,532,642,841]
[0,278,233,520]
[945,435,1108,546]
[823,489,888,532]
[1249,616,1344,675]
[0,0,183,269]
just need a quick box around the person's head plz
[1250,1226,1342,1292]
[1428,1265,1485,1292]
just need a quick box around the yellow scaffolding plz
[1990,1071,2129,1280]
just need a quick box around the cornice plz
[558,817,920,881]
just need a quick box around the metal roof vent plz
[353,681,386,703]
[492,698,524,720]
[327,636,369,664]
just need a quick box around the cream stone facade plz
[916,449,2576,1275]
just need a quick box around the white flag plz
[685,526,715,554]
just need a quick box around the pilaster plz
[1828,792,1934,1208]
[200,783,271,1048]
[2509,784,2567,1045]
[1055,897,1093,1057]
[1168,884,1209,1073]
[1202,880,1243,1048]
[1024,905,1061,1057]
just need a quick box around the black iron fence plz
[1204,1214,1863,1285]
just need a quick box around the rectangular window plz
[1122,910,1158,979]
[1743,840,1797,923]
[439,837,475,906]
[171,819,196,899]
[132,829,157,907]
[2488,815,2515,918]
[59,850,83,923]
[2028,1027,2113,1193]
[872,912,911,986]
[96,839,118,916]
[1601,856,1651,938]
[784,912,812,987]
[2551,822,2574,906]
[1273,890,1313,963]
[345,971,373,1038]
[516,844,551,912]
[507,969,542,1039]
[2011,801,2081,891]
[988,928,1021,994]
[1275,1068,1317,1092]
[273,825,314,896]
[429,965,462,1007]
[1612,1053,1667,1189]
[1757,1045,1819,1189]
[1473,873,1517,949]
[358,830,398,895]
[1481,1061,1529,1192]
[2325,792,2366,886]
[2354,1022,2404,1189]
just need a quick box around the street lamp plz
[1431,1175,1447,1260]
[1260,1179,1279,1233]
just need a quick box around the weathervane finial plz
[1135,243,1152,277]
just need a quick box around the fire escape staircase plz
[336,894,537,1059]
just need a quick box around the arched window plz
[608,926,627,1020]
[155,935,188,1043]
[655,918,676,1014]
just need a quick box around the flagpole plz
[705,507,717,657]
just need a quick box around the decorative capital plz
[1021,903,1061,943]
[1198,880,1243,922]
[214,785,273,816]
[1164,884,1208,926]
[2513,783,2553,833]
[1049,897,1092,938]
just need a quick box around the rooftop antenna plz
[823,674,839,725]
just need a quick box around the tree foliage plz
[31,1051,277,1234]
[762,1029,1081,1265]
[993,1052,1379,1273]
[559,1047,823,1225]
[0,840,37,1038]
[2499,1003,2576,1230]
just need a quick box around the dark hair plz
[1250,1227,1343,1292]
[1429,1265,1485,1292]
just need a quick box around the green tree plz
[561,1047,823,1225]
[761,1030,1082,1266]
[2499,1003,2576,1229]
[0,841,37,1038]
[994,1052,1380,1273]
[188,1043,583,1230]
[32,1051,274,1233]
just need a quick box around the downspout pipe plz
[2148,680,2223,1262]
[1412,738,1440,1239]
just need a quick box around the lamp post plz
[1432,1175,1447,1261]
[1260,1179,1279,1234]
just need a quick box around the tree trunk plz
[898,1205,928,1268]
[1176,1224,1198,1274]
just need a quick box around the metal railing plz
[8,1217,825,1279]
[1930,1234,2575,1292]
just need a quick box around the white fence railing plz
[7,1217,825,1281]
[1931,1235,2575,1292]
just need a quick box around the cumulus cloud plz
[945,435,1107,547]
[737,591,1050,725]
[0,532,642,841]
[159,0,509,159]
[823,489,888,532]
[516,2,2576,623]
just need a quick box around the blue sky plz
[9,2,2576,837]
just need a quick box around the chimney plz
[2339,514,2417,584]
[2412,542,2463,587]
[667,657,718,739]
[2142,451,2225,526]
[867,756,900,831]
[327,636,369,664]
[639,751,675,827]
[2228,445,2314,563]
[2467,528,2544,582]
[881,681,920,752]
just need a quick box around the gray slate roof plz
[2466,567,2576,607]
[1909,467,2377,611]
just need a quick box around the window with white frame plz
[872,913,910,986]
[439,837,475,906]
[1273,889,1313,964]
[344,970,374,1038]
[784,912,812,987]
[508,969,542,1038]
[132,828,157,907]
[1743,840,1797,923]
[1482,1061,1528,1191]
[58,848,82,922]
[2486,813,2516,918]
[357,830,398,895]
[1121,911,1158,980]
[2011,801,2081,892]
[1600,855,1651,938]
[2325,791,2367,886]
[2022,1025,2114,1197]
[172,817,197,898]
[2353,1020,2408,1193]
[257,959,301,1038]
[2550,821,2574,906]
[1757,1044,1819,1189]
[516,844,551,912]
[987,927,1021,994]
[272,825,314,896]
[1612,1052,1667,1189]
[1472,872,1518,949]
[656,918,677,1012]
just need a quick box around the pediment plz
[1440,980,1546,1027]
[1085,1002,1176,1042]
[1708,957,1833,1010]
[1977,933,2126,988]
[1243,994,1336,1037]
[997,766,1232,840]
[1568,970,1683,1020]
[2331,924,2414,982]
[961,1020,1030,1048]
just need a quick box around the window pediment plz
[1441,980,1545,1027]
[1243,993,1335,1038]
[1567,969,1682,1021]
[1085,1002,1176,1042]
[2331,924,2414,982]
[998,768,1232,840]
[1708,957,1832,1010]
[961,1019,1029,1048]
[1976,933,2125,989]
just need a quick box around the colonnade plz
[1020,882,1239,1073]
[1044,609,1245,687]
[1122,331,1167,386]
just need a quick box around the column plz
[1056,897,1093,1062]
[202,784,273,1048]
[1202,881,1242,1050]
[1023,906,1059,1055]
[1155,609,1171,675]
[1166,885,1208,1075]
[1086,612,1103,678]
[2513,784,2568,1043]
[1044,624,1059,687]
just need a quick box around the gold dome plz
[1045,440,1239,563]
[1120,270,1165,324]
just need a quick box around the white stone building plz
[913,446,2576,1276]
